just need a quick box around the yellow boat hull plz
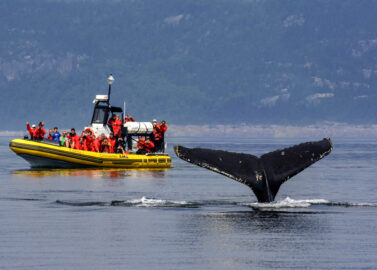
[9,139,171,169]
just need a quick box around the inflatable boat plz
[10,139,171,169]
[10,74,171,169]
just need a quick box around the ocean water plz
[1,136,377,270]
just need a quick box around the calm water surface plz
[1,136,377,269]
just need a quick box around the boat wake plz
[55,196,377,209]
[56,196,200,208]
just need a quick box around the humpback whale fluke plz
[174,138,333,203]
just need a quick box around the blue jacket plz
[51,132,61,142]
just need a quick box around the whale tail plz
[174,138,333,202]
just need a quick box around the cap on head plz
[32,124,36,128]
[153,119,157,122]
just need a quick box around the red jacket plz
[83,136,94,152]
[68,134,80,148]
[138,140,154,153]
[137,138,146,149]
[153,123,167,141]
[108,118,122,136]
[158,123,167,133]
[74,140,84,150]
[34,127,46,140]
[93,138,101,152]
[143,141,155,152]
[26,123,36,139]
[124,116,135,122]
[108,137,116,153]
[100,140,111,153]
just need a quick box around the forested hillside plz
[1,0,377,130]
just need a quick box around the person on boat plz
[65,137,73,148]
[100,137,112,153]
[152,120,167,152]
[51,127,61,143]
[75,136,85,150]
[34,122,46,140]
[26,122,36,139]
[68,128,80,149]
[124,114,135,123]
[74,131,88,151]
[151,119,158,147]
[115,137,126,154]
[108,114,122,137]
[82,132,94,152]
[159,120,167,152]
[48,129,53,140]
[93,133,108,152]
[136,137,155,154]
[108,132,116,153]
[60,131,67,146]
[92,134,103,152]
[81,128,95,151]
[137,136,145,149]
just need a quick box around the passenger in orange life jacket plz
[108,114,122,137]
[136,136,146,150]
[108,132,116,153]
[68,128,80,149]
[93,134,102,153]
[124,114,135,123]
[152,120,167,152]
[100,137,112,153]
[79,131,89,151]
[48,129,53,140]
[76,136,85,150]
[34,122,46,140]
[26,122,36,139]
[82,128,95,151]
[136,137,154,154]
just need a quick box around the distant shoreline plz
[3,123,377,138]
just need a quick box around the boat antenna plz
[107,74,115,104]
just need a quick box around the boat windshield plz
[91,106,109,124]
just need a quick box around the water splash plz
[114,196,193,208]
[56,196,199,208]
[243,197,377,210]
[55,196,377,209]
[243,197,328,209]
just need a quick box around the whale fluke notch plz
[174,138,333,202]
